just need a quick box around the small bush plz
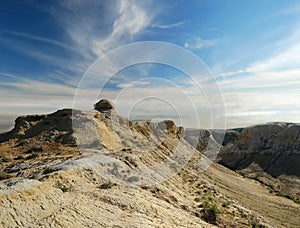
[99,182,115,189]
[55,181,74,192]
[201,200,221,224]
[207,195,214,201]
[227,215,234,221]
[169,162,178,170]
[209,203,221,215]
[250,220,259,228]
[293,199,300,204]
[222,201,230,208]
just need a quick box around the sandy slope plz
[203,163,300,227]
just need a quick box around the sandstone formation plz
[218,123,300,201]
[185,123,300,202]
[0,109,76,146]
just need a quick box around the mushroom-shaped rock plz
[94,99,115,112]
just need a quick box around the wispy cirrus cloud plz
[44,0,154,58]
[218,29,300,78]
[151,21,184,29]
[2,31,76,53]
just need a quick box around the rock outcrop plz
[184,129,211,151]
[94,99,115,112]
[0,109,76,146]
[177,126,185,138]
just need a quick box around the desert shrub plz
[55,181,74,192]
[222,200,230,208]
[169,162,178,170]
[207,195,214,201]
[208,203,221,214]
[201,200,221,224]
[227,215,234,221]
[250,220,259,228]
[99,182,115,189]
[275,191,292,200]
[293,198,300,204]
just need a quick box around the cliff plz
[218,123,300,201]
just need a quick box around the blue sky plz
[0,0,300,131]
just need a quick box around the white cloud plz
[219,69,300,91]
[223,91,300,127]
[0,76,76,131]
[218,69,250,78]
[215,33,300,127]
[184,37,217,50]
[48,0,153,57]
[151,21,184,29]
[218,30,300,79]
[116,81,150,89]
[94,0,152,55]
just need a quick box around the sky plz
[0,0,300,131]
